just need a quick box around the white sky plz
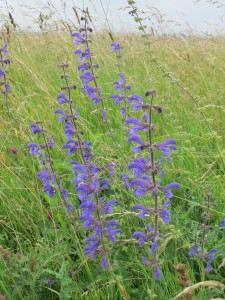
[0,0,224,34]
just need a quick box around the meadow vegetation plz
[0,3,225,299]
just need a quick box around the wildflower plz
[132,231,149,246]
[102,108,107,120]
[131,178,149,197]
[132,204,148,218]
[142,257,162,280]
[126,113,153,135]
[188,245,217,272]
[36,170,51,184]
[0,68,4,78]
[60,183,68,199]
[74,48,91,61]
[121,106,126,117]
[157,139,177,156]
[27,143,39,156]
[220,219,225,227]
[154,265,162,280]
[30,123,42,134]
[3,58,10,64]
[72,32,87,45]
[64,121,75,140]
[111,42,121,52]
[2,44,9,55]
[44,184,55,198]
[121,173,132,190]
[5,82,11,91]
[110,93,125,104]
[63,140,79,156]
[205,260,213,272]
[57,92,68,104]
[78,62,91,73]
[102,255,110,268]
[128,94,143,111]
[159,200,171,224]
[128,157,152,178]
[80,72,94,85]
[113,73,130,92]
[66,203,74,214]
[54,109,67,122]
[150,236,159,253]
[101,199,118,214]
[47,279,57,286]
[128,135,145,153]
[162,182,180,199]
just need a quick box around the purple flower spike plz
[121,106,126,117]
[3,44,9,55]
[0,68,4,78]
[66,203,74,214]
[102,255,110,268]
[110,93,124,104]
[102,108,107,120]
[188,246,198,256]
[142,257,147,264]
[113,73,130,92]
[47,279,57,286]
[158,139,177,156]
[132,204,148,218]
[57,92,67,104]
[75,47,91,61]
[78,62,90,73]
[205,260,213,272]
[27,143,39,156]
[160,200,171,224]
[36,170,51,184]
[5,82,11,91]
[31,123,41,134]
[102,199,118,214]
[72,32,86,45]
[111,42,121,52]
[207,248,217,259]
[220,219,225,227]
[154,265,162,280]
[131,179,148,197]
[126,117,142,127]
[150,236,158,253]
[128,135,144,153]
[132,231,149,247]
[163,182,180,199]
[44,184,55,198]
[54,109,66,122]
[3,58,10,64]
[80,72,94,85]
[128,94,143,104]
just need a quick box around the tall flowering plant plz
[123,90,180,280]
[27,121,69,205]
[72,11,131,166]
[72,11,106,118]
[0,43,11,112]
[188,191,217,273]
[55,62,121,268]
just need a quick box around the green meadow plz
[0,17,225,300]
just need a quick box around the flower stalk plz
[124,89,180,280]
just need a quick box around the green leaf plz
[44,193,58,207]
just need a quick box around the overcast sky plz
[0,0,224,34]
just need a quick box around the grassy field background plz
[0,10,225,299]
